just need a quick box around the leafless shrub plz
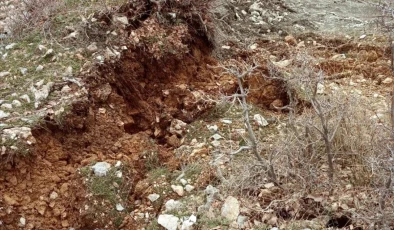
[374,0,394,32]
[8,0,129,39]
[207,59,280,188]
[270,51,394,226]
[8,0,62,38]
[218,51,394,226]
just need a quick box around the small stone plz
[115,161,122,167]
[116,203,124,212]
[221,119,232,124]
[167,12,176,19]
[91,162,111,177]
[65,26,76,32]
[31,82,53,108]
[61,85,72,93]
[61,220,69,227]
[264,183,275,189]
[63,31,78,40]
[50,191,58,200]
[148,193,160,202]
[221,196,240,221]
[329,82,339,91]
[64,66,73,77]
[12,100,22,107]
[273,59,292,68]
[331,54,346,60]
[36,205,46,215]
[114,16,129,26]
[181,214,197,230]
[1,127,35,142]
[211,133,222,140]
[115,171,122,178]
[317,82,325,94]
[169,119,187,136]
[180,178,187,185]
[105,47,117,59]
[20,95,31,103]
[158,214,179,230]
[0,71,10,78]
[0,110,10,119]
[207,125,218,132]
[96,55,104,62]
[382,77,393,84]
[5,43,16,50]
[1,103,12,109]
[267,216,278,226]
[36,65,44,71]
[38,45,47,51]
[211,140,221,147]
[190,139,198,145]
[55,107,65,117]
[3,194,18,206]
[285,35,297,45]
[87,43,98,53]
[250,2,263,12]
[165,199,182,211]
[297,41,305,48]
[43,49,54,58]
[171,185,184,196]
[253,114,268,127]
[185,185,195,192]
[19,68,27,75]
[249,44,257,50]
[19,217,26,227]
[370,113,384,121]
[10,146,18,151]
[237,215,248,229]
[36,79,45,87]
[359,34,367,39]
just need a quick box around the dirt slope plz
[1,0,394,229]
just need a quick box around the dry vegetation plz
[3,0,394,229]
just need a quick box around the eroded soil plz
[1,0,393,229]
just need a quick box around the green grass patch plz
[147,167,171,182]
[182,163,203,181]
[79,163,133,229]
[197,215,231,229]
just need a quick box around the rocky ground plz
[0,0,393,229]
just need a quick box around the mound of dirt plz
[0,2,290,227]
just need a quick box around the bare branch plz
[230,146,252,155]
